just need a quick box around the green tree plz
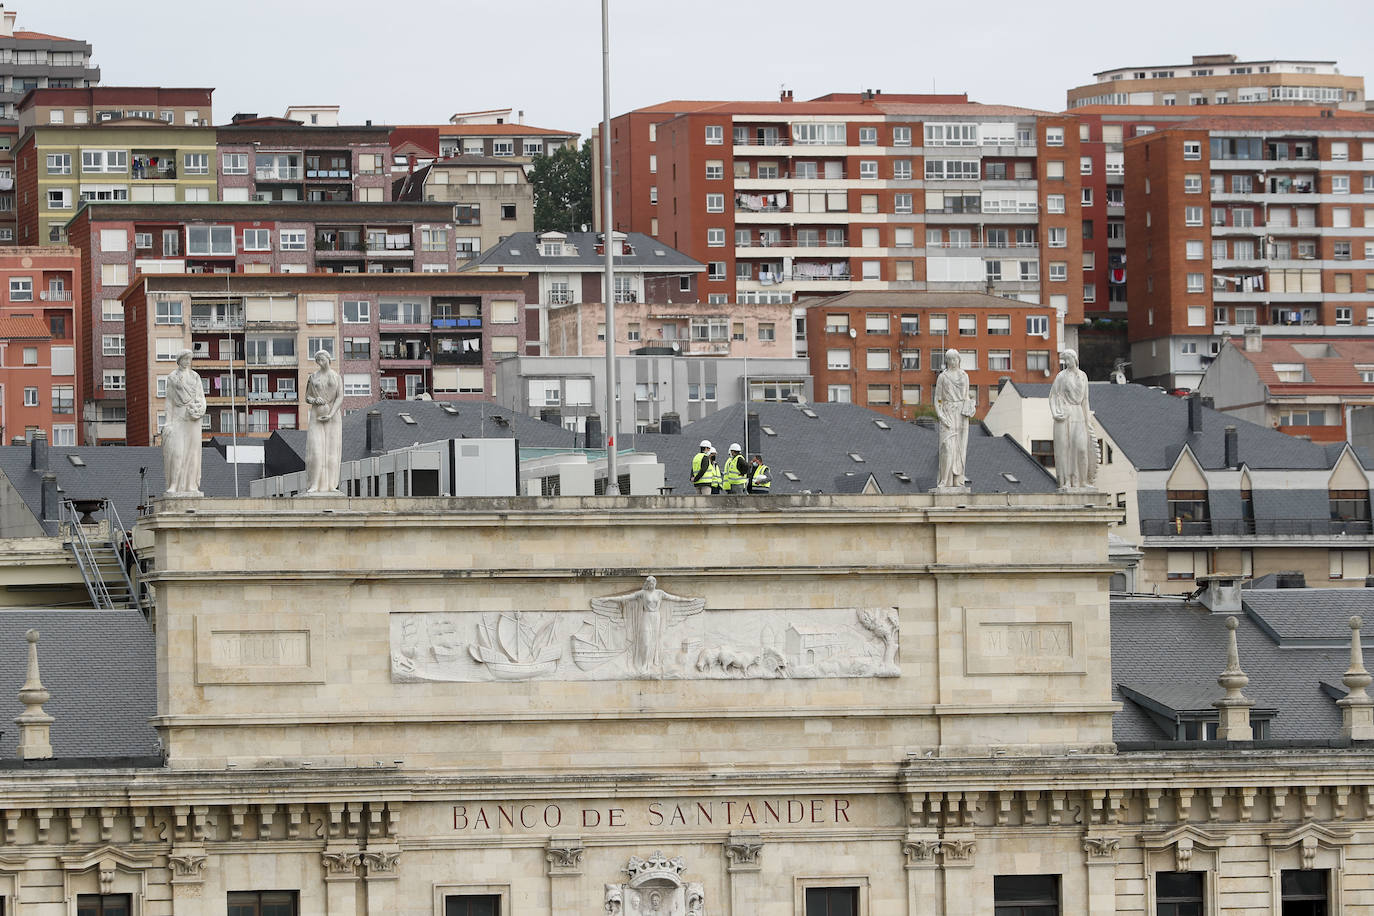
[528,140,594,232]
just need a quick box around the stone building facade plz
[0,493,1369,915]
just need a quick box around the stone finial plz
[1213,616,1253,741]
[15,629,54,759]
[1338,616,1374,740]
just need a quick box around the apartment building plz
[0,123,16,243]
[15,87,218,246]
[0,245,78,443]
[389,114,577,175]
[1072,105,1371,319]
[1125,114,1374,388]
[606,92,1084,377]
[805,290,1058,420]
[1199,328,1374,441]
[65,202,468,442]
[120,272,526,446]
[392,156,532,260]
[216,114,393,203]
[470,230,705,354]
[0,6,100,124]
[1069,54,1365,112]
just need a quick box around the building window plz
[343,374,372,397]
[227,891,297,916]
[1330,489,1371,527]
[858,126,877,146]
[993,875,1059,916]
[46,153,73,174]
[866,348,890,370]
[1184,206,1203,226]
[758,322,775,341]
[1280,869,1329,916]
[894,193,913,214]
[1049,262,1067,281]
[805,887,859,916]
[23,386,37,406]
[1155,872,1204,916]
[1045,127,1064,146]
[705,125,723,145]
[707,261,726,281]
[827,349,851,370]
[859,160,878,179]
[1046,194,1065,214]
[707,228,725,247]
[102,335,125,356]
[77,895,131,916]
[500,203,517,220]
[492,141,514,157]
[1183,140,1201,160]
[706,193,725,212]
[10,277,33,301]
[1048,227,1067,248]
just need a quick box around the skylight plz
[509,248,521,256]
[1002,472,1019,483]
[849,453,865,463]
[874,420,890,430]
[654,249,666,257]
[802,409,818,419]
[67,455,86,467]
[440,404,459,415]
[399,413,417,425]
[761,426,776,436]
[784,471,800,481]
[893,472,911,483]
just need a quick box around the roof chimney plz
[365,409,383,456]
[15,630,54,760]
[1224,426,1239,469]
[746,411,762,456]
[1213,617,1254,741]
[40,472,58,522]
[0,9,14,39]
[1196,574,1244,613]
[1243,325,1262,352]
[1338,616,1374,740]
[1187,391,1204,434]
[30,429,48,472]
[584,413,603,448]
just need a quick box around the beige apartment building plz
[1069,54,1366,111]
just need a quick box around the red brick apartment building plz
[216,114,394,203]
[64,202,467,443]
[120,272,526,447]
[0,246,79,443]
[604,92,1083,387]
[1073,104,1371,319]
[804,291,1058,419]
[1124,114,1374,389]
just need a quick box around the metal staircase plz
[62,498,142,611]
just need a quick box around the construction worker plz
[721,443,749,494]
[705,448,723,494]
[691,439,714,494]
[747,453,772,495]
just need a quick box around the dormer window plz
[542,242,563,256]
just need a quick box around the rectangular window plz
[227,890,298,916]
[893,159,912,180]
[858,126,877,146]
[866,348,891,370]
[1048,227,1067,248]
[1280,869,1329,916]
[707,228,725,247]
[993,875,1059,916]
[77,894,131,916]
[708,261,726,281]
[705,125,723,144]
[705,160,723,180]
[1045,127,1064,146]
[1183,140,1201,160]
[706,193,724,212]
[9,276,33,302]
[805,887,859,916]
[827,348,851,370]
[859,160,878,179]
[47,153,73,174]
[187,225,234,255]
[279,230,307,251]
[893,126,911,146]
[183,152,209,175]
[958,314,977,336]
[343,373,372,397]
[1184,206,1203,226]
[894,193,913,214]
[1049,262,1067,281]
[1047,194,1065,214]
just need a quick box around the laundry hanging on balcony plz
[735,192,787,212]
[1109,268,1126,284]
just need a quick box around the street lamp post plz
[600,0,619,494]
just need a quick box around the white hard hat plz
[699,439,712,448]
[729,443,742,452]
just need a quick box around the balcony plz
[737,235,848,249]
[257,167,303,182]
[1140,518,1374,537]
[40,289,73,302]
[305,168,352,180]
[190,315,245,330]
[245,355,298,367]
[431,317,482,329]
[432,347,482,366]
[247,390,298,402]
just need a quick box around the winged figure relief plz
[587,576,705,677]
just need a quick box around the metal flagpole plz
[600,0,619,494]
[226,276,240,497]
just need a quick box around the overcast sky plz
[32,0,1374,138]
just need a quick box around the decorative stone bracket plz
[724,832,763,872]
[546,837,585,877]
[321,848,362,881]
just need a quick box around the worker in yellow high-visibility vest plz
[691,439,714,494]
[721,443,749,494]
[747,452,772,495]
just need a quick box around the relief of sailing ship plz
[571,613,628,670]
[468,611,561,680]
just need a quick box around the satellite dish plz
[848,328,857,338]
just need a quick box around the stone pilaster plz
[545,837,584,916]
[168,847,208,916]
[902,831,941,916]
[321,847,362,916]
[724,833,762,916]
[938,831,977,916]
[1083,835,1120,914]
[362,846,401,916]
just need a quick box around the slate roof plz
[0,445,250,536]
[472,232,703,271]
[1241,588,1374,644]
[1111,594,1358,743]
[0,609,158,762]
[1011,382,1348,470]
[263,399,580,475]
[622,401,1058,495]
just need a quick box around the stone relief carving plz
[1082,835,1120,859]
[942,838,977,861]
[320,850,361,876]
[723,835,763,867]
[361,850,401,875]
[546,842,585,871]
[167,853,207,879]
[392,586,900,682]
[902,839,941,864]
[604,851,703,916]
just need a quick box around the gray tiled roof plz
[264,399,581,475]
[1242,588,1374,644]
[621,402,1059,495]
[1012,382,1346,470]
[0,609,158,761]
[1111,595,1356,743]
[472,231,703,270]
[0,446,251,536]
